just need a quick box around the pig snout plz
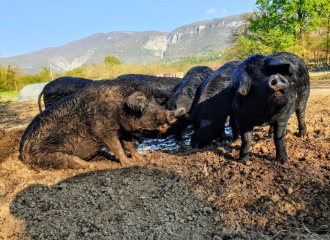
[174,107,187,118]
[269,74,289,91]
[157,123,170,133]
[167,107,187,124]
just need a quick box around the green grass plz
[0,91,19,104]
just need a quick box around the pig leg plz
[296,109,307,137]
[273,121,288,163]
[268,125,274,138]
[295,89,309,138]
[120,131,144,162]
[34,152,110,169]
[103,137,134,167]
[218,123,225,142]
[229,116,239,140]
[295,99,308,138]
[238,127,253,163]
[122,140,144,162]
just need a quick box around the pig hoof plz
[299,132,308,139]
[120,160,135,168]
[275,157,287,164]
[238,155,250,164]
[238,159,247,164]
[267,133,274,139]
[132,155,145,162]
[98,161,113,169]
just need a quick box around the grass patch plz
[0,91,18,104]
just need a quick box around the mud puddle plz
[137,124,233,154]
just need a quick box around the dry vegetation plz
[0,89,329,239]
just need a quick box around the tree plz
[0,65,20,92]
[104,56,121,66]
[247,0,326,53]
[318,0,330,65]
[104,56,121,79]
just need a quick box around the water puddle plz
[137,124,233,154]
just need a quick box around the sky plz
[0,0,256,58]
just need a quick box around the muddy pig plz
[116,74,182,105]
[190,61,242,148]
[20,79,186,169]
[38,76,93,112]
[231,52,310,163]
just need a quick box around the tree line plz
[0,55,222,92]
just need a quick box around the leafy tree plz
[39,66,52,82]
[247,0,327,53]
[66,67,85,78]
[0,65,21,92]
[104,56,121,79]
[318,0,330,65]
[104,56,121,66]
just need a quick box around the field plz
[0,89,329,239]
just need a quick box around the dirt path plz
[0,89,329,240]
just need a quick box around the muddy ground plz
[0,89,329,240]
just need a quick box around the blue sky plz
[0,0,256,58]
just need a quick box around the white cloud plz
[222,9,227,13]
[205,8,216,14]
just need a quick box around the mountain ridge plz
[0,14,247,74]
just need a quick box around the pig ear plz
[232,68,252,96]
[267,58,291,75]
[126,92,148,112]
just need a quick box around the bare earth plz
[0,89,329,240]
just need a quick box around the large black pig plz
[38,76,93,112]
[190,61,242,148]
[166,66,214,112]
[163,66,214,139]
[20,79,186,169]
[231,52,310,163]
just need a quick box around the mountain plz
[0,14,246,74]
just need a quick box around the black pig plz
[190,61,242,148]
[231,52,310,163]
[163,66,214,140]
[38,76,93,112]
[166,66,214,112]
[20,79,186,169]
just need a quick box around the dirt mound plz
[0,91,330,239]
[10,167,225,240]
